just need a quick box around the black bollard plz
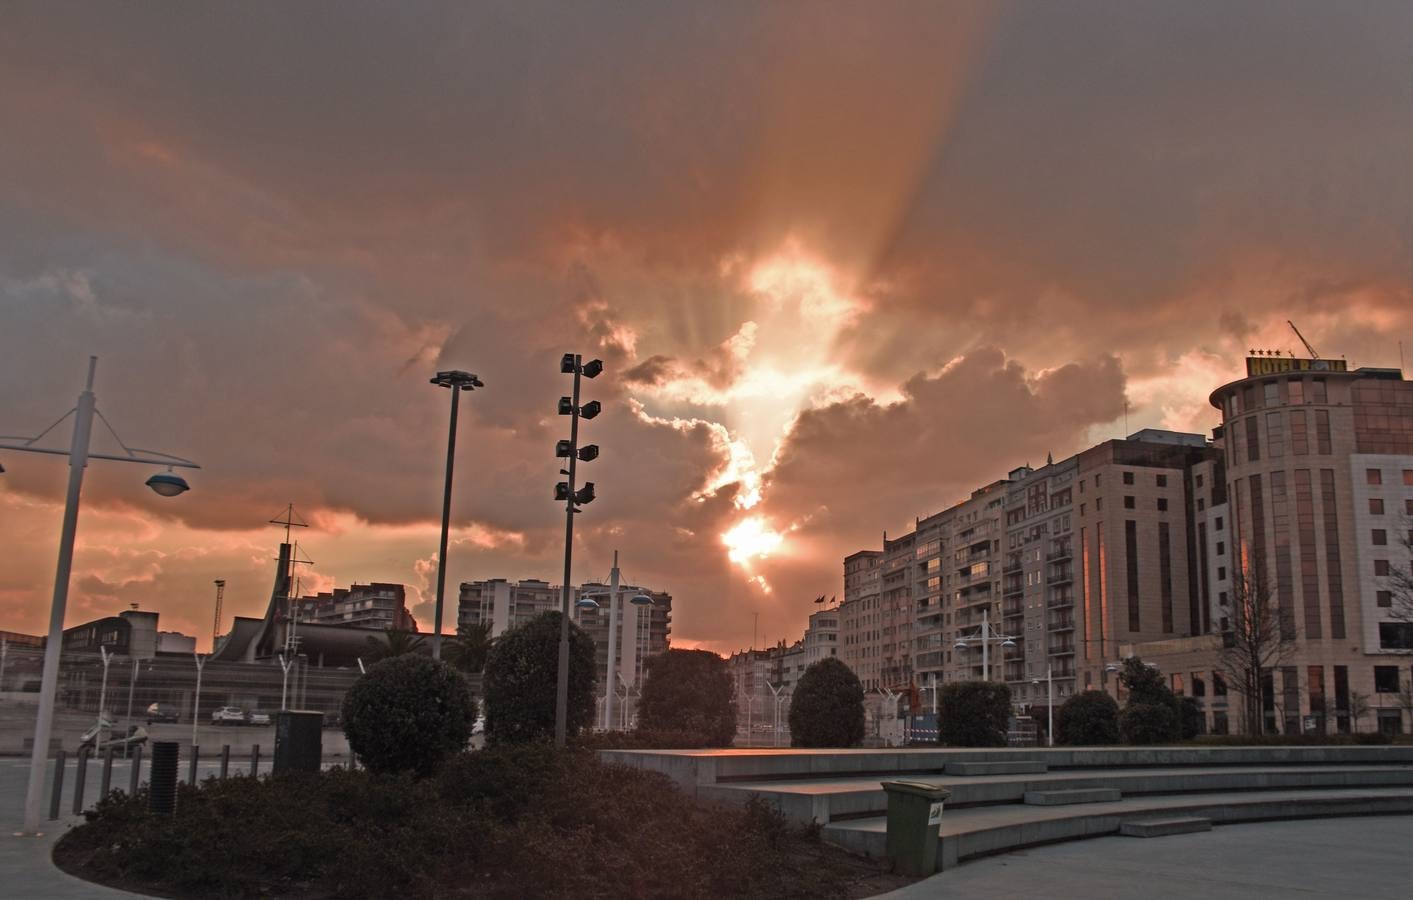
[48,749,67,820]
[219,744,230,779]
[188,745,200,785]
[128,744,143,795]
[72,747,90,815]
[100,746,114,798]
[148,741,179,815]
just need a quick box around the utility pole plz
[604,551,620,731]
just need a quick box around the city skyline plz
[4,3,1413,654]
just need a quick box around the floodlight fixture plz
[560,353,577,374]
[577,444,599,462]
[558,396,574,415]
[555,482,571,501]
[574,482,595,505]
[581,358,604,379]
[579,400,602,420]
[430,370,483,390]
[556,440,573,458]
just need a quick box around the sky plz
[3,1,1412,654]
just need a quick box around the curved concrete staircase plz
[601,746,1413,871]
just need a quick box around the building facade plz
[293,583,417,632]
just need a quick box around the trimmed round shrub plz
[1118,656,1181,742]
[938,681,1011,747]
[1120,702,1179,745]
[639,648,737,746]
[341,654,475,775]
[789,658,865,748]
[1056,690,1120,745]
[483,610,597,745]
[1178,696,1204,739]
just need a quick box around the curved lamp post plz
[0,357,198,833]
[952,608,1017,683]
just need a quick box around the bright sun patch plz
[722,515,784,564]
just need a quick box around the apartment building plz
[839,550,882,689]
[293,582,417,631]
[803,607,839,665]
[458,577,672,693]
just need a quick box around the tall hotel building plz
[842,358,1413,735]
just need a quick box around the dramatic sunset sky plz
[3,2,1412,654]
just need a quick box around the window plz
[1124,496,1135,509]
[1095,497,1103,511]
[1370,498,1385,515]
[1375,560,1391,576]
[1195,474,1204,488]
[1405,469,1413,486]
[1123,471,1134,485]
[1380,623,1413,651]
[1311,379,1327,403]
[1286,379,1306,405]
[1215,516,1224,531]
[1367,468,1383,486]
[1095,474,1102,487]
[1217,567,1227,581]
[1373,529,1387,546]
[1407,499,1413,516]
[1246,416,1261,461]
[1374,666,1400,693]
[1080,503,1086,516]
[1214,672,1228,696]
[1264,381,1279,407]
[1377,591,1393,608]
[1157,498,1169,512]
[1192,674,1206,697]
[1216,541,1225,555]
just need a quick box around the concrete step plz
[1120,816,1212,837]
[1024,787,1122,806]
[945,761,1048,776]
[700,764,1413,825]
[821,787,1413,870]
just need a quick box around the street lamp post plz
[0,357,198,834]
[428,370,483,661]
[192,652,206,748]
[1032,664,1054,747]
[553,354,602,748]
[97,646,113,745]
[952,608,1017,683]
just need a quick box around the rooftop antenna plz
[268,503,308,545]
[1287,320,1320,359]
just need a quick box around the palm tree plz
[364,627,426,662]
[443,621,494,673]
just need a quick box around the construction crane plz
[1288,321,1320,359]
[212,579,226,647]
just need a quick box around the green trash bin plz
[882,780,951,877]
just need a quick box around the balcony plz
[1002,562,1022,574]
[1047,594,1074,609]
[1002,582,1023,597]
[1046,569,1073,585]
[1046,547,1073,562]
[1003,601,1024,616]
[1048,642,1075,656]
[1048,617,1075,631]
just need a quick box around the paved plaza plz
[880,815,1413,899]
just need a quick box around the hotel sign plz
[1245,356,1347,377]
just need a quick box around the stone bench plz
[1023,788,1122,806]
[1120,816,1213,837]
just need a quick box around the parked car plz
[211,706,246,725]
[145,703,180,725]
[246,710,272,726]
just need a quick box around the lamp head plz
[145,470,190,498]
[953,641,967,651]
[575,597,600,610]
[576,444,599,462]
[579,400,602,420]
[1001,639,1017,650]
[560,353,577,374]
[581,358,604,379]
[630,594,654,606]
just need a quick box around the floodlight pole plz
[3,358,198,834]
[555,356,583,748]
[428,370,482,660]
[192,652,206,748]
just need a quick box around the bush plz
[1118,656,1181,743]
[1055,690,1120,745]
[788,658,865,748]
[1119,702,1179,745]
[482,611,597,745]
[55,747,898,899]
[937,681,1011,747]
[639,649,737,746]
[341,654,475,775]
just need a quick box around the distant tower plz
[213,579,226,646]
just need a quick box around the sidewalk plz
[0,757,143,898]
[874,815,1413,899]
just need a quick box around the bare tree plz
[1349,690,1372,734]
[1215,570,1297,736]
